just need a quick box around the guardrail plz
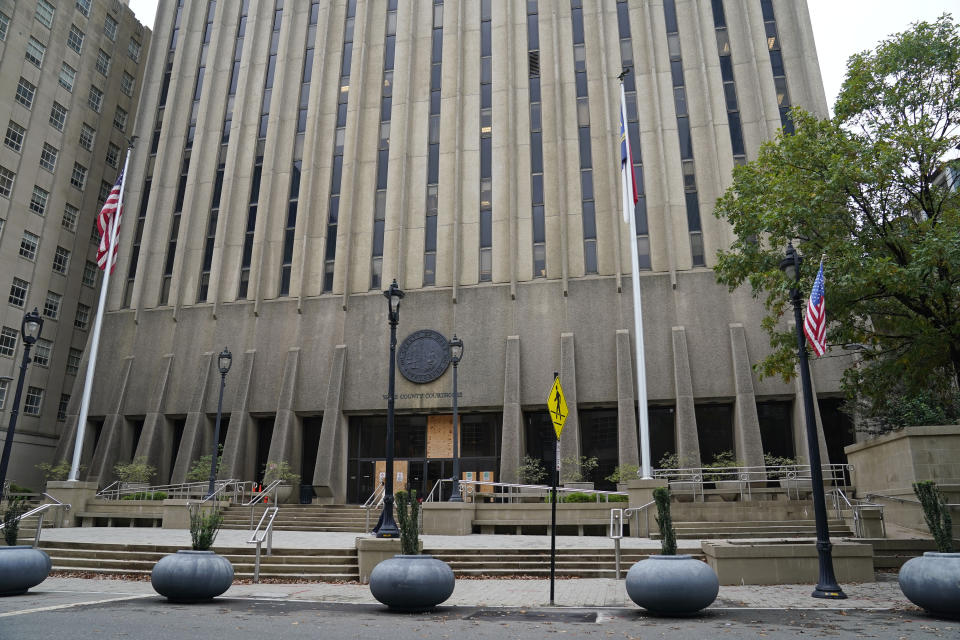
[96,479,252,503]
[424,478,629,504]
[364,484,385,532]
[247,506,279,583]
[652,464,853,501]
[243,480,282,529]
[828,488,885,538]
[0,494,71,547]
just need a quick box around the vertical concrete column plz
[672,327,701,468]
[792,370,831,465]
[83,357,135,484]
[615,329,640,468]
[499,336,522,483]
[313,345,347,503]
[559,333,581,474]
[221,350,257,480]
[134,354,176,482]
[729,324,765,469]
[266,348,302,476]
[170,352,216,483]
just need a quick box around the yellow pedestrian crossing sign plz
[547,377,568,440]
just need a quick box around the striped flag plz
[96,168,125,272]
[804,260,826,357]
[619,85,638,224]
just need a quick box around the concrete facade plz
[0,0,149,490]
[51,1,851,503]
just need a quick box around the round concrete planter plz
[625,555,719,615]
[151,550,234,603]
[369,555,455,611]
[0,546,52,596]
[898,552,960,618]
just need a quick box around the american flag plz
[804,260,826,357]
[619,84,638,224]
[96,168,124,272]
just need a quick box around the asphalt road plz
[1,596,958,640]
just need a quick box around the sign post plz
[547,372,568,606]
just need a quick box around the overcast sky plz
[127,0,955,116]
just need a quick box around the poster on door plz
[375,460,409,492]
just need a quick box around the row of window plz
[29,0,137,52]
[16,229,99,281]
[0,375,70,421]
[6,278,90,328]
[15,74,129,125]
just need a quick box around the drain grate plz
[465,609,598,623]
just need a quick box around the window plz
[33,339,52,367]
[75,303,90,329]
[76,0,91,18]
[121,71,135,97]
[49,102,68,131]
[104,14,118,41]
[24,387,43,416]
[128,38,141,62]
[40,143,59,172]
[0,327,17,358]
[95,49,111,76]
[90,219,100,244]
[53,246,71,274]
[71,163,87,189]
[9,278,29,307]
[63,204,79,231]
[26,37,47,68]
[68,24,84,53]
[67,348,82,375]
[113,107,127,132]
[30,186,49,215]
[0,166,14,198]
[16,78,37,109]
[106,142,120,168]
[82,260,97,286]
[36,0,55,28]
[0,379,8,409]
[20,231,40,260]
[59,63,76,91]
[79,123,95,151]
[58,393,70,421]
[43,291,61,319]
[88,85,103,112]
[0,11,9,41]
[0,166,15,198]
[4,121,25,152]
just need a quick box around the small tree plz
[3,497,28,546]
[36,461,74,482]
[263,460,299,485]
[113,457,156,484]
[653,486,677,556]
[560,456,599,484]
[913,480,954,553]
[517,455,548,485]
[186,446,223,483]
[189,507,224,551]
[605,464,640,484]
[395,490,421,556]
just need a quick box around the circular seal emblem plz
[397,329,450,384]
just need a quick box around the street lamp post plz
[377,279,405,538]
[779,243,846,599]
[448,335,464,502]
[0,308,44,502]
[207,347,232,498]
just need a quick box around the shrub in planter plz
[625,487,718,615]
[36,460,80,482]
[606,464,640,485]
[898,481,959,618]
[113,457,156,485]
[122,491,168,501]
[185,446,223,483]
[151,506,234,602]
[0,497,52,596]
[517,455,548,485]
[369,490,455,611]
[560,456,598,484]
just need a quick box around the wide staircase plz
[38,540,359,582]
[220,504,369,533]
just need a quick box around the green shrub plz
[189,507,223,551]
[517,455,548,485]
[8,483,35,494]
[763,453,797,479]
[561,491,593,503]
[560,456,598,483]
[395,490,420,555]
[653,486,676,556]
[121,491,167,501]
[113,457,156,484]
[607,494,629,502]
[263,460,299,485]
[186,447,223,483]
[703,451,743,482]
[605,464,640,484]
[3,497,28,546]
[36,461,73,481]
[913,480,954,553]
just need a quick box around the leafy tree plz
[713,16,960,422]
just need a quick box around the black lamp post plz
[206,347,232,498]
[779,243,846,599]
[377,279,405,538]
[0,308,44,502]
[448,335,464,502]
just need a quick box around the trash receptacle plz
[300,484,315,504]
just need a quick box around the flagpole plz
[619,76,652,479]
[69,143,134,481]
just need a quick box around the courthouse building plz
[0,0,148,487]
[54,0,855,503]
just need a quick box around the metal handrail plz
[96,479,252,502]
[198,479,245,506]
[652,464,853,501]
[0,499,72,547]
[247,506,279,584]
[828,488,885,538]
[364,483,385,532]
[864,492,960,509]
[609,500,655,578]
[425,478,629,503]
[244,480,282,529]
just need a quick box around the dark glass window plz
[695,403,734,463]
[757,400,794,459]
